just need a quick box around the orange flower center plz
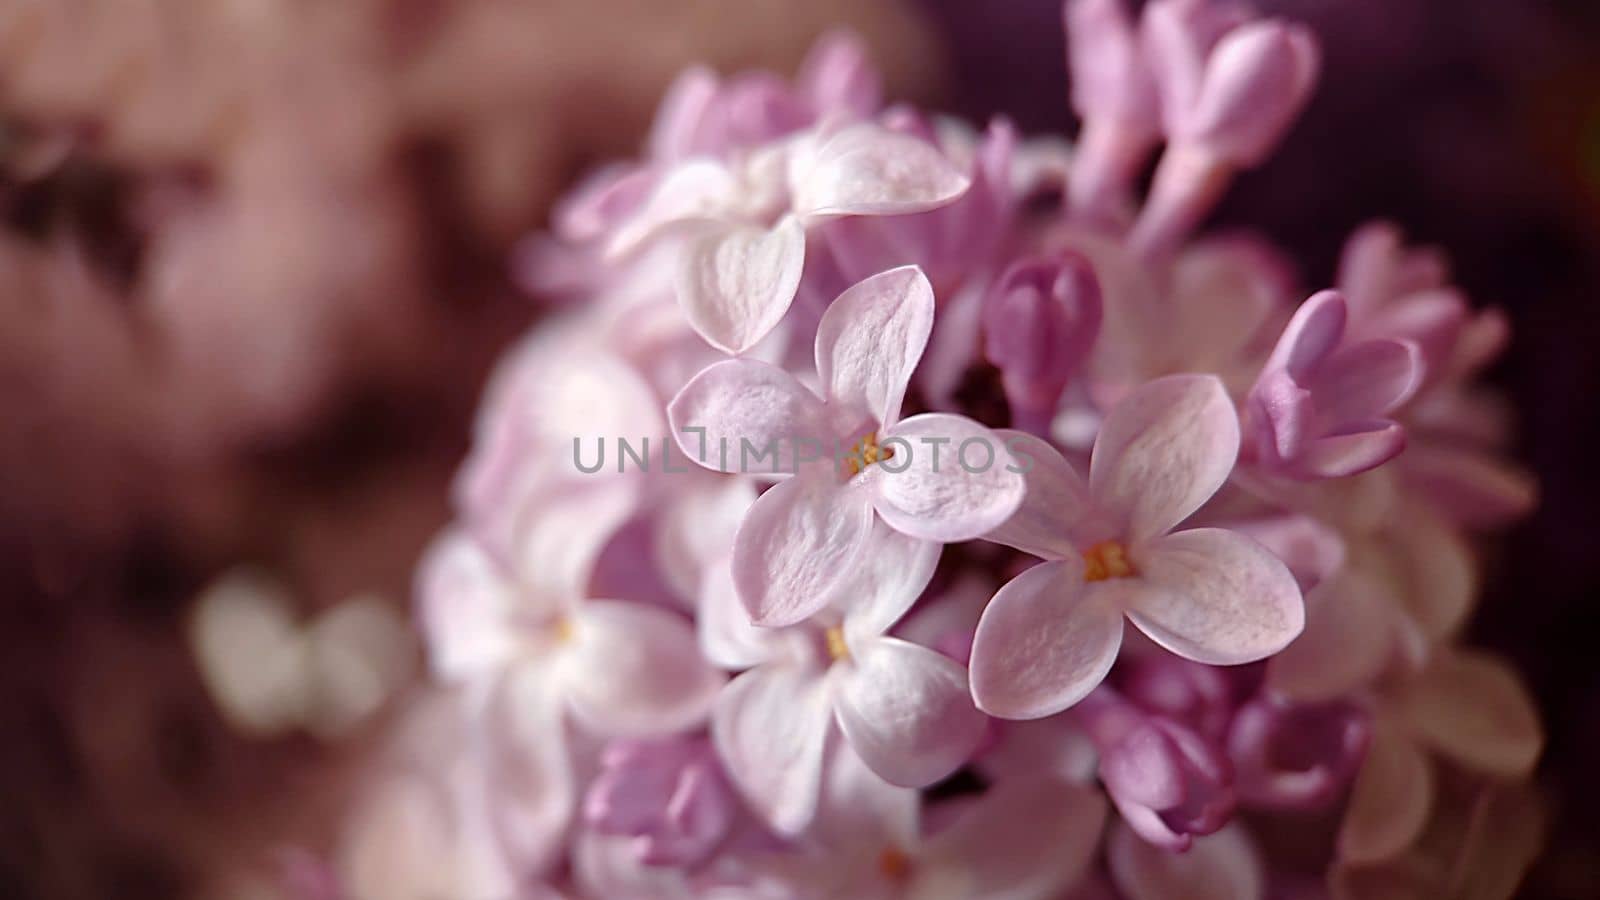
[825,625,850,662]
[878,846,912,885]
[844,431,894,477]
[1083,540,1136,582]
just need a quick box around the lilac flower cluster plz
[324,3,1544,897]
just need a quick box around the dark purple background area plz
[919,0,1600,894]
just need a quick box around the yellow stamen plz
[844,431,895,477]
[878,846,912,884]
[1083,540,1136,582]
[551,617,577,643]
[825,625,850,662]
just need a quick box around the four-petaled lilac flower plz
[670,266,1025,626]
[1244,290,1424,479]
[610,124,970,355]
[970,375,1304,719]
[699,523,987,833]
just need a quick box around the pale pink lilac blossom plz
[305,8,1547,899]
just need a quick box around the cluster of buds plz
[313,3,1543,898]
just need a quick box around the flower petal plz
[837,521,942,644]
[654,475,758,606]
[414,531,520,682]
[1125,527,1305,665]
[1266,571,1394,702]
[831,637,987,787]
[606,159,739,256]
[732,471,876,627]
[668,359,830,475]
[918,778,1107,900]
[1108,821,1265,900]
[1090,374,1241,541]
[711,664,834,835]
[970,559,1123,719]
[982,430,1092,560]
[1338,724,1433,864]
[1315,339,1423,422]
[1297,421,1408,479]
[814,266,934,427]
[790,122,971,218]
[560,601,724,737]
[872,413,1027,542]
[697,556,794,671]
[675,216,806,355]
[1400,649,1543,778]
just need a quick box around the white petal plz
[872,413,1027,543]
[982,429,1092,559]
[790,122,971,218]
[1089,374,1240,541]
[814,266,935,427]
[1124,527,1305,665]
[831,637,987,787]
[732,471,876,627]
[676,216,806,355]
[838,521,942,643]
[559,601,724,737]
[712,664,835,835]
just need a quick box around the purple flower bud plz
[1116,653,1239,742]
[1076,687,1236,851]
[1244,290,1424,479]
[583,737,735,868]
[1065,0,1161,217]
[1227,697,1370,811]
[981,252,1103,435]
[1175,22,1321,167]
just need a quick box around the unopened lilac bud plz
[982,253,1102,435]
[1177,22,1321,167]
[1228,697,1370,810]
[1066,0,1162,218]
[584,737,734,868]
[1142,0,1253,126]
[796,30,882,120]
[1076,687,1236,851]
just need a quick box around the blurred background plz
[0,1,1595,897]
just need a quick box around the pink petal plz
[970,559,1124,719]
[515,477,639,603]
[1183,23,1321,167]
[919,778,1107,900]
[789,122,971,218]
[667,359,830,475]
[872,413,1027,542]
[1232,514,1345,593]
[647,66,720,161]
[654,475,757,606]
[732,471,876,627]
[1382,504,1476,642]
[697,557,796,670]
[1297,422,1407,479]
[1270,290,1348,384]
[559,601,724,737]
[607,159,739,256]
[676,216,806,355]
[1338,724,1433,864]
[414,530,519,682]
[837,522,942,643]
[830,637,988,787]
[1124,527,1305,665]
[712,664,834,835]
[493,673,580,874]
[814,266,934,428]
[1090,374,1240,542]
[1108,821,1265,900]
[811,740,920,854]
[1400,650,1543,778]
[982,430,1092,560]
[1315,339,1424,422]
[796,30,882,119]
[1266,572,1394,702]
